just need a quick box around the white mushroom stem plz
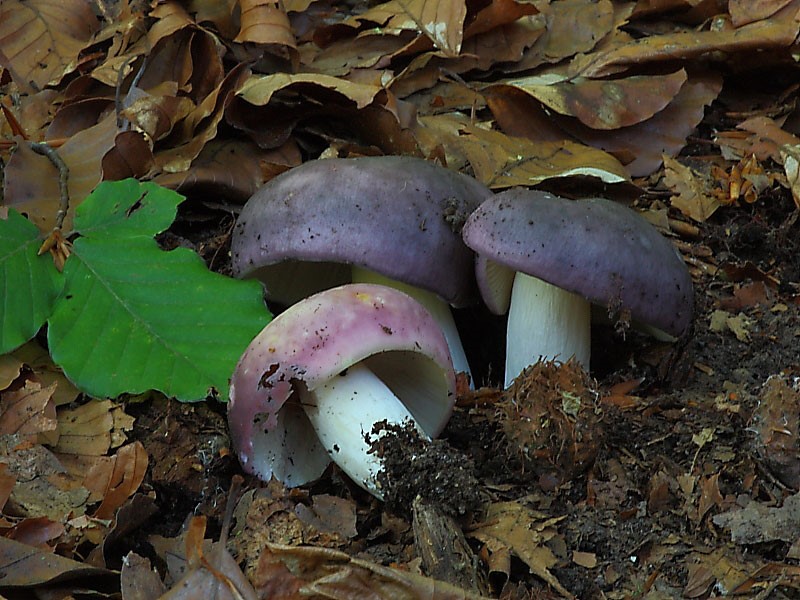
[505,272,591,387]
[352,266,473,386]
[299,362,424,499]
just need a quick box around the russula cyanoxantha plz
[230,156,491,383]
[228,283,456,498]
[461,189,693,386]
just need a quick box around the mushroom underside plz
[249,350,452,494]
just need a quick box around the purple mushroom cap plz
[228,283,456,487]
[231,156,491,307]
[462,189,693,338]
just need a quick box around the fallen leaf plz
[498,69,687,130]
[470,500,572,598]
[0,0,99,92]
[395,0,467,56]
[0,379,57,437]
[235,0,297,49]
[0,536,114,588]
[663,155,721,221]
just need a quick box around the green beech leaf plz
[72,179,183,239]
[47,180,270,401]
[0,210,62,353]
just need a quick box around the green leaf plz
[72,179,183,239]
[0,210,62,353]
[47,180,270,401]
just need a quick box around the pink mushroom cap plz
[228,283,456,486]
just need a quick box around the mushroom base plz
[505,272,591,387]
[299,362,424,498]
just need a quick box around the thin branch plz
[29,141,69,230]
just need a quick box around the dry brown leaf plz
[534,0,615,64]
[391,19,544,99]
[0,0,98,92]
[237,72,383,110]
[571,73,723,175]
[5,516,65,550]
[235,0,297,49]
[717,116,800,162]
[663,155,721,221]
[341,0,433,39]
[155,138,301,200]
[188,0,239,38]
[577,7,800,78]
[121,90,196,143]
[147,0,197,49]
[254,543,491,600]
[309,33,411,77]
[155,63,250,173]
[0,380,58,437]
[89,442,148,520]
[463,0,539,39]
[0,536,114,588]
[501,70,687,130]
[0,356,23,391]
[53,400,115,457]
[416,114,629,187]
[0,435,90,521]
[394,0,467,56]
[4,114,140,233]
[470,500,572,598]
[489,71,722,176]
[120,552,167,600]
[729,0,795,26]
[294,494,358,540]
[11,342,79,407]
[572,551,597,568]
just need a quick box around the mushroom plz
[461,189,693,386]
[228,283,456,498]
[231,156,491,383]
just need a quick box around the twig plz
[29,141,69,230]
